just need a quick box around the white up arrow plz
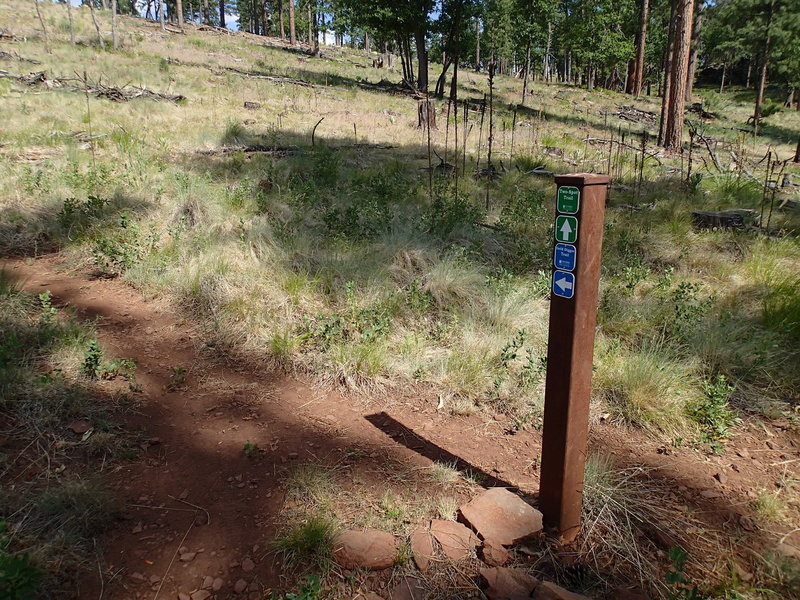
[560,220,573,238]
[555,276,573,292]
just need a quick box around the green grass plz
[271,515,338,573]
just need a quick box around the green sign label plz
[555,216,578,244]
[557,186,580,214]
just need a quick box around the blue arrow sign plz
[552,270,575,299]
[554,243,577,271]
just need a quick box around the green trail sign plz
[555,216,578,244]
[557,186,580,214]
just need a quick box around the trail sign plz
[540,173,609,542]
[552,270,575,298]
[555,216,578,244]
[554,243,576,271]
[557,186,580,214]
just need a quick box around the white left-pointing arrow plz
[560,220,572,237]
[555,276,573,292]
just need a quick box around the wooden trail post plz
[539,173,609,542]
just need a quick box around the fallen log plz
[0,50,41,64]
[196,145,300,156]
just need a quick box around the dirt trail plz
[5,256,545,599]
[5,256,800,599]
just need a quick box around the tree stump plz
[417,99,436,129]
[691,210,748,230]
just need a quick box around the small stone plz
[190,591,211,600]
[234,579,248,594]
[178,593,191,600]
[212,578,224,591]
[531,581,592,600]
[67,420,91,434]
[129,572,146,582]
[149,575,161,584]
[241,557,255,572]
[459,488,543,546]
[430,519,479,561]
[287,452,299,460]
[180,552,197,562]
[334,529,397,570]
[736,448,750,459]
[243,101,261,110]
[699,489,721,499]
[132,522,143,534]
[179,488,189,500]
[481,538,509,566]
[409,528,434,572]
[480,567,539,600]
[201,576,214,589]
[363,594,384,600]
[714,472,727,486]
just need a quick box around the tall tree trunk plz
[111,0,118,49]
[219,0,225,28]
[202,0,209,25]
[175,0,183,27]
[662,0,695,150]
[307,2,312,45]
[279,0,284,37]
[66,0,75,44]
[746,61,752,88]
[631,0,650,96]
[753,0,775,137]
[685,7,702,102]
[313,2,319,56]
[365,31,370,53]
[522,39,531,105]
[544,21,552,80]
[89,1,106,47]
[719,63,726,93]
[33,0,51,54]
[159,0,166,29]
[475,18,480,71]
[414,26,428,92]
[102,0,109,10]
[288,0,296,44]
[658,0,678,146]
[794,135,800,163]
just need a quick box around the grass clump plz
[271,515,338,573]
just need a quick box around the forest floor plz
[1,1,800,599]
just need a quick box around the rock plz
[459,488,543,546]
[409,528,434,572]
[243,101,261,109]
[177,593,190,600]
[201,576,214,589]
[129,572,146,582]
[132,522,143,534]
[699,489,721,499]
[234,579,248,594]
[430,519,478,560]
[212,578,224,591]
[333,529,397,570]
[190,591,212,600]
[714,472,727,486]
[67,420,91,434]
[481,538,509,566]
[531,581,592,600]
[363,594,384,600]
[180,552,197,562]
[241,557,255,572]
[387,576,426,600]
[480,567,539,600]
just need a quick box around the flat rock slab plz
[410,528,434,572]
[480,566,540,600]
[459,488,543,546]
[334,529,397,570]
[532,581,593,600]
[430,519,478,560]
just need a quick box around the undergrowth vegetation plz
[0,270,133,597]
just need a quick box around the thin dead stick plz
[167,495,212,526]
[311,117,324,148]
[89,2,105,49]
[127,503,198,513]
[152,521,194,600]
[94,538,105,600]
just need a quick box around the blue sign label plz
[554,243,577,271]
[552,270,575,299]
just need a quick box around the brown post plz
[539,173,609,542]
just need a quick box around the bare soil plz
[4,255,799,599]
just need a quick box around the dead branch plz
[696,134,723,173]
[0,70,185,102]
[0,50,41,64]
[583,137,664,166]
[196,145,300,156]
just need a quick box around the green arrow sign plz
[555,216,578,244]
[557,186,580,214]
